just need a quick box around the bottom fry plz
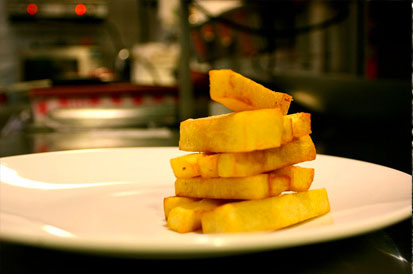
[201,188,330,233]
[164,197,227,233]
[164,188,330,234]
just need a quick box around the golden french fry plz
[271,166,314,192]
[175,166,314,199]
[170,153,203,179]
[281,116,293,144]
[198,153,220,178]
[171,133,314,180]
[179,108,284,153]
[289,112,312,137]
[169,152,217,179]
[163,196,199,220]
[176,174,276,200]
[217,135,315,177]
[164,197,226,233]
[199,135,316,178]
[282,112,312,143]
[201,188,330,233]
[209,69,292,114]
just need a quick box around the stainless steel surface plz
[0,128,179,157]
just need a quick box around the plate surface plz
[0,148,411,258]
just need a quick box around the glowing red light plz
[26,3,38,15]
[75,3,87,16]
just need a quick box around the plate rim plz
[0,148,411,258]
[0,207,411,259]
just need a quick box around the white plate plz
[0,148,411,258]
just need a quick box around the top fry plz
[209,69,292,114]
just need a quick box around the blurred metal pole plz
[178,0,194,122]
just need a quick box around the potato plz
[169,152,217,179]
[209,69,292,115]
[197,135,315,178]
[170,153,203,179]
[271,166,314,192]
[179,108,284,153]
[175,166,314,199]
[173,135,315,179]
[289,112,312,137]
[201,188,330,233]
[198,153,220,178]
[164,197,226,233]
[281,112,311,144]
[217,135,315,177]
[163,196,199,219]
[281,115,293,144]
[176,174,277,200]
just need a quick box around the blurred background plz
[0,0,411,173]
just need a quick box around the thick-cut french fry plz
[163,196,199,219]
[271,166,314,192]
[281,112,311,144]
[175,166,314,199]
[201,188,330,233]
[198,153,219,178]
[216,135,316,178]
[289,112,312,137]
[281,116,293,144]
[164,197,227,233]
[179,108,284,153]
[170,153,204,179]
[209,69,292,115]
[176,174,278,200]
[196,135,315,178]
[171,114,312,179]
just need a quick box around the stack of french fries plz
[164,69,330,233]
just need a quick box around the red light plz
[75,3,87,16]
[26,3,38,15]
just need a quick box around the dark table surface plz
[0,109,411,273]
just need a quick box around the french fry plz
[176,174,279,200]
[271,166,314,192]
[163,196,199,219]
[209,69,292,114]
[179,108,284,153]
[196,135,315,178]
[281,115,293,144]
[175,166,314,199]
[281,112,312,144]
[170,153,204,179]
[164,197,227,233]
[216,135,316,178]
[171,114,312,179]
[198,153,220,178]
[289,112,312,137]
[201,188,330,233]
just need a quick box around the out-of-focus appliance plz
[6,0,108,20]
[20,46,102,81]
